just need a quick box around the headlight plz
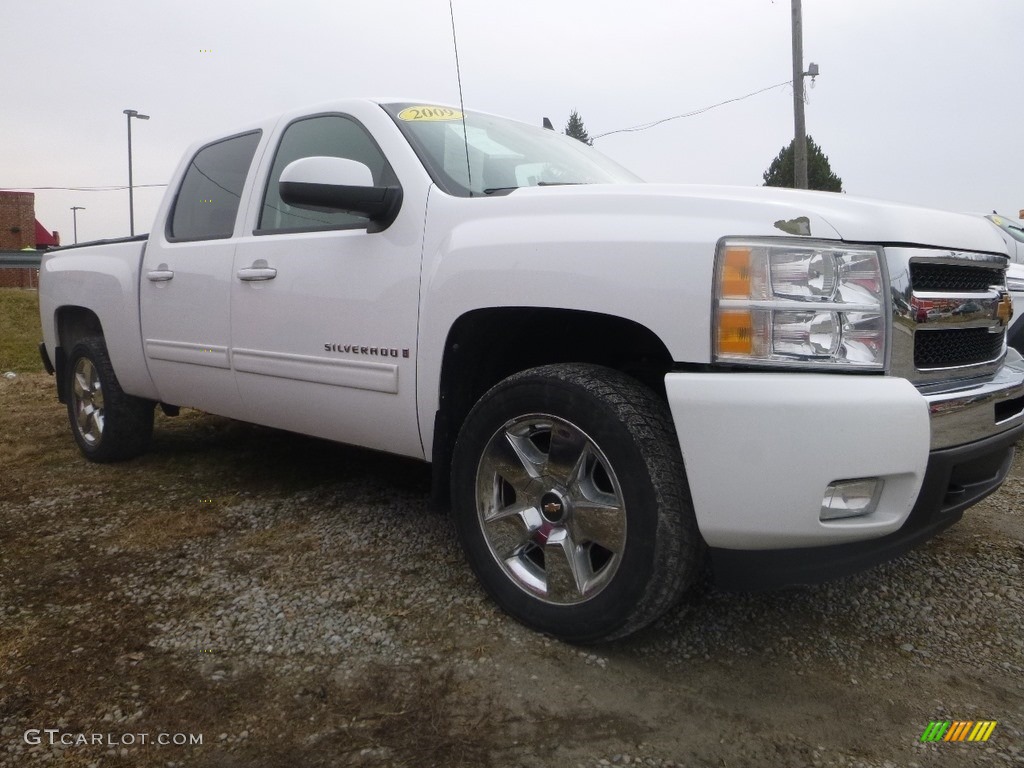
[713,239,888,369]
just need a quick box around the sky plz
[2,0,1022,244]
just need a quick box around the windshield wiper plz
[482,181,585,195]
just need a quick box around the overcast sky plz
[3,0,1022,243]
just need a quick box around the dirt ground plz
[1,371,1021,768]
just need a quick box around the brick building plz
[0,191,59,289]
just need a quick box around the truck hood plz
[505,183,1010,256]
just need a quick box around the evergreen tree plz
[564,111,593,145]
[762,136,843,192]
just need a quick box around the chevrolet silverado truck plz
[38,99,1024,642]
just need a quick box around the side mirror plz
[278,156,402,232]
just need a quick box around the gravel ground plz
[1,371,1022,767]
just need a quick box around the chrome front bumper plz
[925,355,1024,450]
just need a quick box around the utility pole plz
[791,0,808,189]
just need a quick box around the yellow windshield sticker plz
[398,106,463,122]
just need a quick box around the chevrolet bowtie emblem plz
[997,290,1013,327]
[543,502,562,516]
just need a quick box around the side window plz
[258,115,396,233]
[168,131,261,241]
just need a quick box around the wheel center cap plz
[540,492,568,524]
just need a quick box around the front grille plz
[915,328,1005,369]
[910,263,1003,293]
[887,248,1008,385]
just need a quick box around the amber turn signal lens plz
[716,310,753,355]
[720,247,752,298]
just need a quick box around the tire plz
[66,336,154,462]
[451,363,703,643]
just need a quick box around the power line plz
[8,81,796,188]
[591,80,793,140]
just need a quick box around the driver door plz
[228,113,423,458]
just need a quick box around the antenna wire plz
[449,0,473,195]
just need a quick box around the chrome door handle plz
[237,260,277,281]
[146,264,174,282]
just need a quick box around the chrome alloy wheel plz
[71,357,105,446]
[475,414,627,605]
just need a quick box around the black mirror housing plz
[279,181,402,232]
[278,156,403,232]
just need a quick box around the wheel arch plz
[430,306,675,505]
[53,306,104,403]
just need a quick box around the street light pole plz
[70,206,85,244]
[123,109,150,236]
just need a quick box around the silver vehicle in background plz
[985,213,1024,261]
[981,214,1024,353]
[1006,261,1024,354]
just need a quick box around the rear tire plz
[66,336,154,462]
[451,363,702,643]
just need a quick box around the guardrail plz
[0,251,43,268]
[0,251,41,288]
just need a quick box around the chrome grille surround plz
[887,248,1010,388]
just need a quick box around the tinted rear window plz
[168,131,261,241]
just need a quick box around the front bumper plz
[664,362,1024,584]
[926,355,1024,449]
[666,372,931,550]
[708,426,1019,590]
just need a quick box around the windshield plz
[987,214,1024,244]
[382,102,641,197]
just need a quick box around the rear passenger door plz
[140,131,261,418]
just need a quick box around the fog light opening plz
[820,478,883,521]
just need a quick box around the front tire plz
[451,364,702,643]
[66,336,154,462]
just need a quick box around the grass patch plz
[0,288,43,372]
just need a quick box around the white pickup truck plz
[39,99,1024,642]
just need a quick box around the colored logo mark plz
[996,291,1013,327]
[920,721,997,742]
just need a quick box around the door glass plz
[259,115,396,232]
[168,131,261,241]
